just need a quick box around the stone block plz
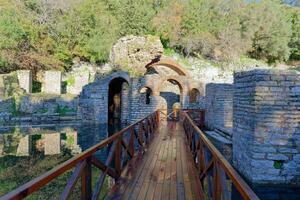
[233,69,300,184]
[43,71,62,94]
[66,71,90,95]
[17,70,32,93]
[205,83,233,136]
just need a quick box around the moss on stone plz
[66,76,75,86]
[56,105,77,116]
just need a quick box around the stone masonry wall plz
[43,71,62,94]
[233,69,300,184]
[205,83,233,136]
[17,70,32,93]
[121,82,130,123]
[129,77,164,123]
[78,71,130,123]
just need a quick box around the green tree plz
[105,0,156,36]
[55,0,120,65]
[245,0,292,62]
[288,7,300,60]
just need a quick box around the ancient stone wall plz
[121,82,130,123]
[17,70,32,93]
[43,71,62,94]
[129,77,165,123]
[78,71,130,123]
[233,69,300,184]
[205,83,233,136]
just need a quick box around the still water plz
[0,122,124,197]
[1,122,300,199]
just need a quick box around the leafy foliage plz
[0,0,299,74]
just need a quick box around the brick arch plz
[139,85,154,94]
[146,58,188,76]
[105,71,130,87]
[158,76,189,108]
[158,76,187,92]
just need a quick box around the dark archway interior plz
[108,77,127,125]
[140,87,152,105]
[189,88,200,103]
[160,79,182,112]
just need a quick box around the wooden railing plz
[183,109,205,128]
[182,111,260,200]
[1,111,160,200]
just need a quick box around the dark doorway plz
[159,79,182,114]
[108,77,128,125]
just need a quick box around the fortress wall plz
[233,69,300,184]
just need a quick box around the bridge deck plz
[109,121,204,200]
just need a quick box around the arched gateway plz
[78,59,204,123]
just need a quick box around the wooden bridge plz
[0,110,259,200]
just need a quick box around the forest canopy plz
[0,0,299,73]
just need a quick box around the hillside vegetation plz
[0,0,299,74]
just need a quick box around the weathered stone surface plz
[43,71,62,94]
[109,35,163,76]
[78,59,204,123]
[205,83,233,136]
[64,62,99,95]
[17,70,32,93]
[233,69,300,185]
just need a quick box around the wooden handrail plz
[0,111,160,200]
[182,111,260,200]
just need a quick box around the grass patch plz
[66,76,75,86]
[163,48,176,56]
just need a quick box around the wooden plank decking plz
[109,121,203,200]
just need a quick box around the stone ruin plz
[0,35,299,185]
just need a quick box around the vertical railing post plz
[81,157,92,200]
[129,128,135,157]
[115,135,122,179]
[156,110,160,124]
[213,160,221,200]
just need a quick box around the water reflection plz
[0,123,125,197]
[0,123,123,158]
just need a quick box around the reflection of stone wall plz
[16,135,30,156]
[44,133,61,155]
[233,69,300,184]
[205,83,233,136]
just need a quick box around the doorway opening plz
[108,77,128,126]
[159,79,182,114]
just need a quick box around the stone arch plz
[139,86,153,105]
[107,73,130,125]
[146,59,188,76]
[159,77,185,112]
[189,88,200,103]
[105,71,130,86]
